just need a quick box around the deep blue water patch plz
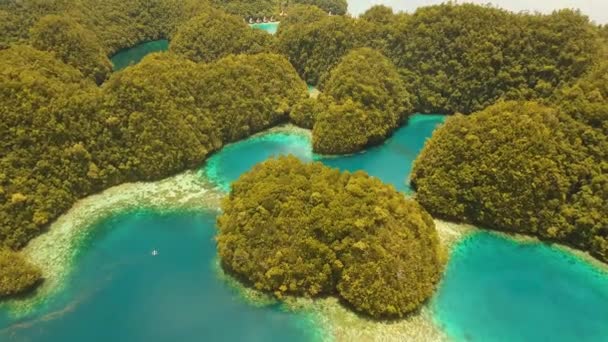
[202,114,445,192]
[433,232,608,342]
[110,39,169,71]
[0,210,321,342]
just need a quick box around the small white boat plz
[151,249,159,256]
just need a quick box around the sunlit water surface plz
[433,232,608,342]
[0,211,321,341]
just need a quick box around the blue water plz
[203,114,446,192]
[203,133,312,191]
[0,210,321,341]
[250,22,279,35]
[110,40,169,71]
[433,232,608,342]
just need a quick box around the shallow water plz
[0,210,321,341]
[110,40,169,71]
[203,114,446,192]
[250,22,279,35]
[433,232,608,342]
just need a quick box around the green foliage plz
[211,0,278,18]
[556,59,608,133]
[0,45,98,249]
[98,53,220,181]
[217,156,441,318]
[0,249,42,298]
[312,99,373,154]
[359,5,394,24]
[289,0,347,15]
[29,15,112,84]
[0,0,211,54]
[384,4,601,114]
[276,4,327,34]
[170,9,274,63]
[277,15,367,85]
[289,97,325,129]
[411,101,608,261]
[194,53,308,141]
[312,48,412,154]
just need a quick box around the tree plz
[411,101,608,261]
[0,249,42,298]
[277,15,365,85]
[289,0,347,15]
[211,0,279,18]
[383,4,601,114]
[276,4,327,35]
[170,9,274,63]
[312,48,413,154]
[217,156,441,318]
[555,59,608,133]
[30,15,112,84]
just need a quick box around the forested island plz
[0,0,606,329]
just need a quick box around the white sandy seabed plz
[2,126,478,341]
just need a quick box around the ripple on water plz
[432,232,608,342]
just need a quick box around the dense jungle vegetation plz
[310,48,413,154]
[217,156,441,318]
[211,0,346,18]
[0,0,606,298]
[0,248,42,297]
[411,101,608,261]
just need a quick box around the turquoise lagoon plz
[250,22,279,35]
[0,210,321,341]
[110,39,169,71]
[2,113,608,341]
[204,114,446,192]
[433,232,608,342]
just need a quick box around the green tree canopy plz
[289,97,326,129]
[0,249,42,298]
[194,53,308,141]
[217,156,441,318]
[289,0,347,15]
[556,59,608,133]
[29,15,112,84]
[211,0,278,18]
[384,4,601,114]
[276,4,327,34]
[277,15,366,85]
[170,9,274,63]
[312,48,413,154]
[412,101,608,261]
